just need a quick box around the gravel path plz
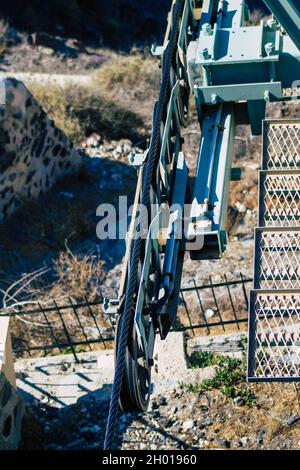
[0,72,92,87]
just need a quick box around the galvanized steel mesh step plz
[262,120,300,170]
[248,119,300,381]
[259,171,300,227]
[248,290,300,381]
[254,228,300,290]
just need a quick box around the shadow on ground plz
[0,154,137,304]
[19,359,196,451]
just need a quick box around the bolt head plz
[267,18,277,31]
[200,47,210,60]
[264,90,270,102]
[211,93,218,104]
[202,23,212,36]
[265,42,275,56]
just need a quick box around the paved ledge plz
[15,332,216,409]
[187,332,247,358]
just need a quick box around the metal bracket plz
[128,151,148,167]
[230,167,242,181]
[103,298,120,315]
[151,45,165,58]
[196,81,283,104]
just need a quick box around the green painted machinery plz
[104,0,300,449]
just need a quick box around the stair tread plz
[249,120,300,381]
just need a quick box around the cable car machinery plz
[104,0,300,449]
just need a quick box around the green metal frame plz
[184,0,300,260]
[264,0,300,51]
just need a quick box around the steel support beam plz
[187,103,235,259]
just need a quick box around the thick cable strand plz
[103,0,184,450]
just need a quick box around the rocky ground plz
[18,332,300,451]
[22,384,300,451]
[0,30,111,74]
[0,1,173,52]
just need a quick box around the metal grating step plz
[254,227,300,290]
[262,120,300,170]
[259,170,300,227]
[248,290,300,381]
[248,119,300,382]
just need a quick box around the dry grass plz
[0,19,8,57]
[92,52,160,131]
[3,250,109,357]
[92,52,160,103]
[27,83,83,142]
[28,53,160,144]
[181,381,300,449]
[29,81,144,144]
[2,249,105,306]
[247,9,270,26]
[50,250,105,302]
[0,43,6,57]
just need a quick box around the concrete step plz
[15,332,215,408]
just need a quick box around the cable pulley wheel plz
[115,313,153,412]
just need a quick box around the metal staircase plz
[248,120,300,381]
[104,0,300,449]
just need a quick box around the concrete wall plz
[0,317,24,450]
[0,78,82,221]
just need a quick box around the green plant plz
[189,350,220,369]
[62,344,87,355]
[182,353,256,407]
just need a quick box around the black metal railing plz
[1,274,252,361]
[176,273,251,335]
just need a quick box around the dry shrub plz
[248,9,270,26]
[91,52,161,129]
[48,250,105,302]
[29,79,145,144]
[3,249,109,358]
[28,53,162,145]
[92,52,160,103]
[2,250,105,307]
[28,82,83,142]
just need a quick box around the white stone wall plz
[0,78,82,221]
[0,374,24,450]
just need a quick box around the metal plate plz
[248,119,300,382]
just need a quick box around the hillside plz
[0,0,269,48]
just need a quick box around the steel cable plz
[103,0,185,450]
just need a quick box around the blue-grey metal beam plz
[264,0,300,51]
[187,0,300,135]
[187,103,235,259]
